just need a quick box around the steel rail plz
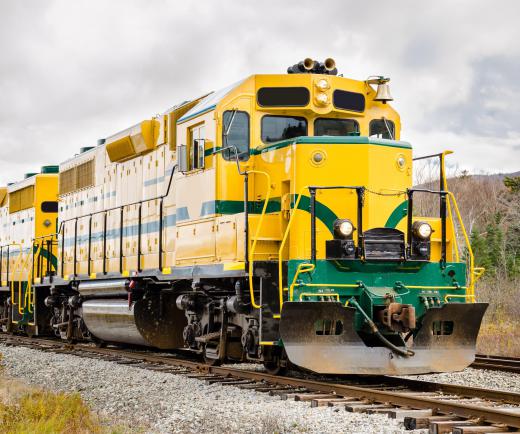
[472,354,520,374]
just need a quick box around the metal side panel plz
[279,301,488,375]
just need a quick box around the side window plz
[189,124,205,170]
[369,119,395,139]
[222,111,250,161]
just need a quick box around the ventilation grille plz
[9,185,35,213]
[59,160,95,196]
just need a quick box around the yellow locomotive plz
[0,59,487,375]
[0,168,59,336]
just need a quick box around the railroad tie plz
[294,393,337,402]
[404,415,462,430]
[451,425,509,434]
[311,397,359,407]
[345,403,395,413]
[268,387,308,395]
[430,419,479,434]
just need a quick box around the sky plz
[0,0,519,184]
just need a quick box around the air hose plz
[348,297,415,358]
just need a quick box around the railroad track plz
[1,335,519,434]
[472,355,520,375]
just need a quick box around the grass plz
[0,390,106,434]
[476,276,520,357]
[0,353,129,434]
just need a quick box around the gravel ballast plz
[0,344,420,434]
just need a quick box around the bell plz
[374,82,393,103]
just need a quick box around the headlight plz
[334,219,355,239]
[315,92,329,105]
[316,79,329,90]
[413,221,432,239]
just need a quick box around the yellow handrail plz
[17,246,34,315]
[25,243,42,314]
[247,170,272,309]
[444,293,476,303]
[278,186,309,310]
[441,151,460,262]
[288,263,315,301]
[473,267,485,283]
[446,191,477,300]
[9,243,24,314]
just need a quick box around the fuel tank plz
[82,299,148,346]
[79,280,187,349]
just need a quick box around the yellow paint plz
[162,267,172,274]
[222,262,245,271]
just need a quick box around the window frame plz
[260,115,308,144]
[314,117,360,136]
[369,118,395,140]
[222,110,251,162]
[188,123,206,171]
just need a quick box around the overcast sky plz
[1,0,519,184]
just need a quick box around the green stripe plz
[251,135,411,155]
[198,198,337,234]
[34,245,58,271]
[384,200,408,228]
[293,195,338,235]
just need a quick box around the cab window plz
[369,119,395,139]
[189,123,205,170]
[315,118,359,136]
[261,115,307,143]
[223,111,250,161]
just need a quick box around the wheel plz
[263,359,287,376]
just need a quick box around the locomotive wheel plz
[263,360,287,376]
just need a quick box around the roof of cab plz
[177,79,245,124]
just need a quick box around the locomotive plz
[0,59,487,375]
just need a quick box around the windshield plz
[315,118,359,136]
[261,115,307,143]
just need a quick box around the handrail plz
[9,243,23,314]
[25,243,42,314]
[247,170,272,309]
[278,186,309,311]
[446,191,478,299]
[440,150,460,262]
[288,263,315,301]
[17,246,34,314]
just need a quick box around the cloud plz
[0,0,519,183]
